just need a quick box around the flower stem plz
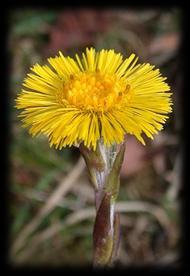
[80,142,125,267]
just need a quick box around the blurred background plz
[9,7,182,267]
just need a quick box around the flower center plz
[58,72,131,111]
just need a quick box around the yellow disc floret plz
[57,71,130,112]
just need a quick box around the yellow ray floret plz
[16,47,172,150]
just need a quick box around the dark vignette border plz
[1,0,189,274]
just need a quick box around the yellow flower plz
[16,47,172,150]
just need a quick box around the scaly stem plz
[80,141,125,267]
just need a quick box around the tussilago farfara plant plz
[16,47,172,266]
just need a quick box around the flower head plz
[16,47,172,150]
